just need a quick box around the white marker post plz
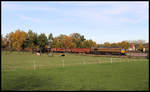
[33,60,36,70]
[62,60,64,68]
[111,58,112,63]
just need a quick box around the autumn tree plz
[87,40,97,48]
[81,40,97,48]
[62,36,72,49]
[5,32,14,50]
[52,37,60,48]
[70,33,85,48]
[56,34,68,48]
[111,43,118,48]
[116,42,122,48]
[103,42,111,47]
[71,42,77,48]
[120,41,129,49]
[81,40,88,48]
[5,30,27,51]
[137,43,144,51]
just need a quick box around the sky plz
[2,1,149,44]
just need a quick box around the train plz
[50,47,126,55]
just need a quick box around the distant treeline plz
[1,29,149,53]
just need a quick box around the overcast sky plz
[2,1,149,44]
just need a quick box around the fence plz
[2,57,148,71]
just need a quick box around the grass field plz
[1,51,149,91]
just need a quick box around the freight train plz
[50,47,126,55]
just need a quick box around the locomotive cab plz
[121,48,126,55]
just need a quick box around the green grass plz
[1,51,149,91]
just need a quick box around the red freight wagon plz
[24,48,32,52]
[65,48,71,52]
[56,48,65,52]
[51,48,57,52]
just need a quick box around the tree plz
[81,40,88,48]
[5,30,27,51]
[120,41,129,49]
[103,42,111,47]
[48,33,53,40]
[71,42,77,48]
[62,36,72,49]
[116,42,122,47]
[26,30,38,49]
[1,35,7,48]
[37,33,48,55]
[5,32,14,50]
[70,33,85,48]
[88,40,97,48]
[52,37,59,48]
[111,43,118,48]
[56,34,67,48]
[137,43,144,51]
[81,40,97,48]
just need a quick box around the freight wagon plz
[71,48,90,54]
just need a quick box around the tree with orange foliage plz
[6,30,27,51]
[62,36,72,49]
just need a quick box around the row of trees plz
[101,41,130,49]
[1,29,148,53]
[1,29,97,53]
[102,40,148,51]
